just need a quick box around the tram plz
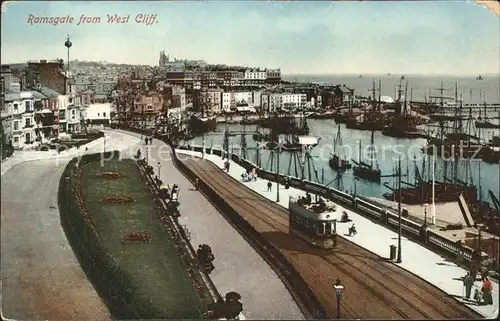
[288,195,338,249]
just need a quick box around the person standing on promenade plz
[267,181,272,192]
[481,276,493,305]
[463,271,474,300]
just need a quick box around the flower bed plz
[100,171,121,179]
[75,166,98,234]
[123,232,152,243]
[104,195,134,204]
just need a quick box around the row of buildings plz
[193,83,355,115]
[1,60,113,153]
[111,51,355,123]
[162,68,282,89]
[114,71,355,120]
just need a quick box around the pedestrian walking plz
[481,276,493,305]
[267,181,272,192]
[463,271,474,300]
[144,136,148,145]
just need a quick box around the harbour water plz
[284,74,500,104]
[185,119,500,206]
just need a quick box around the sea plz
[283,74,500,105]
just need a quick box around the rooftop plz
[37,86,62,98]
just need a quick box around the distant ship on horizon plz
[477,75,483,80]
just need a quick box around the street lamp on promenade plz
[396,157,402,263]
[276,140,281,203]
[423,203,428,228]
[157,162,161,180]
[333,277,344,319]
[146,146,149,164]
[354,177,359,196]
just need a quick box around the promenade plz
[0,130,140,320]
[177,148,499,319]
[116,130,304,320]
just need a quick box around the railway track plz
[183,158,481,320]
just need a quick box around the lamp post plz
[333,277,344,319]
[396,157,402,263]
[423,203,428,228]
[146,146,149,164]
[157,162,161,180]
[276,140,281,203]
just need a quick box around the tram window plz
[325,223,332,235]
[316,223,324,235]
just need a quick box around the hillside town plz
[0,47,362,157]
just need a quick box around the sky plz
[1,1,499,75]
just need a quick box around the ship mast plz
[431,153,436,224]
[372,79,377,109]
[378,78,382,109]
[403,81,408,116]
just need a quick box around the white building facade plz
[83,103,111,125]
[281,93,307,110]
[244,69,267,80]
[222,92,231,112]
[5,91,38,149]
[234,92,253,104]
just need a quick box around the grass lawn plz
[82,159,203,319]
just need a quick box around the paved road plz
[1,130,140,320]
[1,160,112,320]
[116,130,304,320]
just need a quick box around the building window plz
[13,136,19,143]
[103,112,106,118]
[13,121,19,130]
[13,103,18,112]
[25,101,31,111]
[25,118,31,127]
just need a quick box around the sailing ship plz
[382,81,424,139]
[189,115,217,134]
[475,105,500,129]
[259,112,310,135]
[352,130,381,182]
[424,84,484,158]
[383,156,478,204]
[328,125,351,170]
[476,75,483,80]
[307,110,336,119]
[252,125,272,142]
[189,98,217,134]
